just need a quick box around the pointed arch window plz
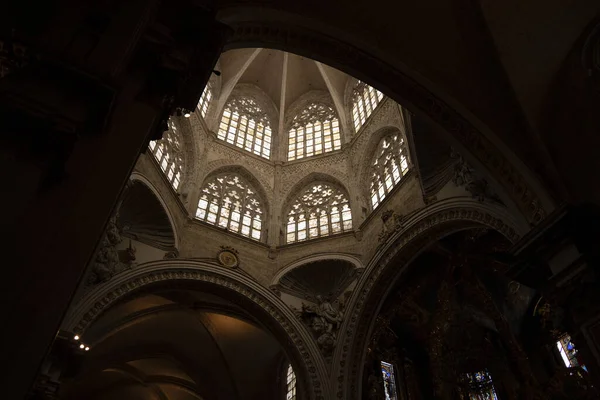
[218,97,272,159]
[288,103,341,161]
[195,172,264,241]
[286,364,296,400]
[285,183,352,244]
[197,82,213,118]
[352,81,384,132]
[148,119,184,190]
[370,133,410,209]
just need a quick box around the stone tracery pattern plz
[285,183,352,243]
[352,81,384,133]
[370,133,410,209]
[288,103,341,161]
[149,119,184,191]
[196,172,264,241]
[218,97,272,159]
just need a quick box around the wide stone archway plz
[62,260,329,400]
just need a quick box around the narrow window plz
[381,361,399,400]
[148,119,184,191]
[197,83,213,118]
[370,133,410,209]
[286,364,296,400]
[556,334,586,370]
[352,81,384,133]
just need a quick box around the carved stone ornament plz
[217,246,239,268]
[295,295,345,356]
[377,209,405,244]
[163,249,179,259]
[86,217,136,286]
[451,150,503,204]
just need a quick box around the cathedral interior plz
[2,1,600,399]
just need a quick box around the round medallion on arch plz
[217,246,240,268]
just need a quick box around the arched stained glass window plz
[352,81,384,132]
[218,97,272,159]
[288,103,341,161]
[148,119,184,190]
[197,82,213,118]
[286,364,296,400]
[195,173,264,241]
[370,133,410,209]
[285,183,352,244]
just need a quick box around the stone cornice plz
[62,260,329,399]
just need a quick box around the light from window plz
[285,183,352,244]
[218,97,272,159]
[148,119,183,190]
[195,173,263,241]
[370,133,410,209]
[556,334,585,369]
[352,81,384,133]
[462,370,499,400]
[197,83,213,118]
[286,364,296,400]
[288,103,341,161]
[381,361,398,400]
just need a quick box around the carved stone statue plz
[295,295,345,355]
[451,150,503,204]
[378,209,405,244]
[86,217,136,286]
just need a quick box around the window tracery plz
[352,81,384,132]
[218,97,272,159]
[197,82,213,118]
[288,103,341,161]
[286,364,296,400]
[370,133,410,209]
[148,119,184,190]
[195,172,264,241]
[285,183,352,244]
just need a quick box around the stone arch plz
[61,260,329,400]
[331,199,526,398]
[129,172,180,249]
[217,16,553,225]
[272,253,363,286]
